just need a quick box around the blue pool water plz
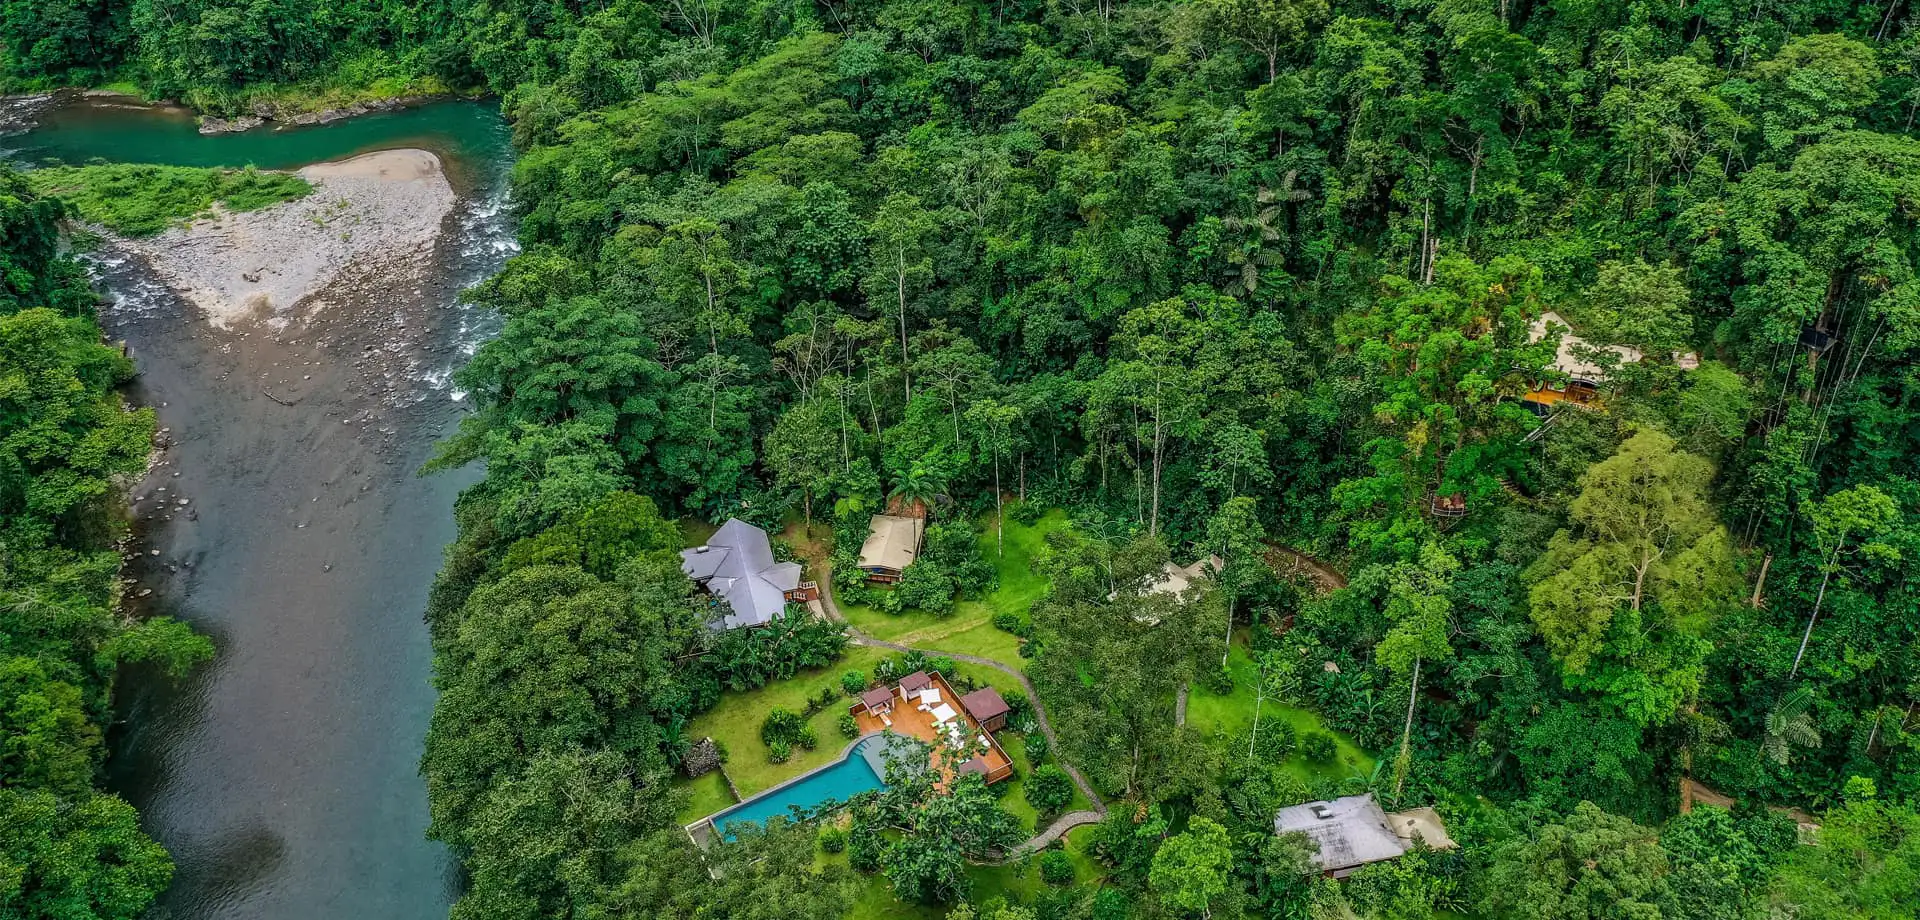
[711,737,889,839]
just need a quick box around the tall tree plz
[1789,484,1899,678]
[1529,430,1734,724]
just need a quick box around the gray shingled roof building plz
[681,519,804,630]
[1275,794,1454,878]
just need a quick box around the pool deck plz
[852,672,1013,784]
[684,733,892,849]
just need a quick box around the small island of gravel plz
[107,148,456,327]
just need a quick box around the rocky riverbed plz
[113,148,456,328]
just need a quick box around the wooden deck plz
[1522,384,1601,410]
[851,673,1014,784]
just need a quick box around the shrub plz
[818,826,847,854]
[1039,850,1074,884]
[797,725,819,750]
[992,610,1030,637]
[1092,888,1132,920]
[1203,665,1236,695]
[762,708,805,746]
[1000,689,1031,722]
[1024,731,1049,763]
[1009,501,1043,526]
[768,740,793,763]
[803,686,839,716]
[848,818,883,871]
[1254,720,1297,761]
[928,655,957,677]
[894,563,956,613]
[841,670,868,695]
[1301,731,1338,763]
[838,712,859,738]
[1026,764,1074,817]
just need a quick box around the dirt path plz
[1265,543,1348,593]
[810,571,1109,856]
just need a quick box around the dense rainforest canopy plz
[9,0,1920,918]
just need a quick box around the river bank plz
[2,81,470,135]
[7,98,515,920]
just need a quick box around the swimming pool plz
[707,735,890,840]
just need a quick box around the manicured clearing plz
[27,163,312,236]
[837,509,1066,665]
[1184,639,1377,784]
[673,770,738,826]
[966,824,1102,904]
[682,645,890,797]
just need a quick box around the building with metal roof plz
[1275,794,1456,878]
[680,518,806,629]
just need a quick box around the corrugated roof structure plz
[1529,311,1643,384]
[680,518,803,629]
[1275,794,1408,877]
[1145,555,1224,598]
[860,686,895,711]
[859,515,923,573]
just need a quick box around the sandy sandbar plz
[123,148,456,327]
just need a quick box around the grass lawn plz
[672,770,738,826]
[680,517,720,547]
[838,509,1068,667]
[682,645,896,801]
[967,823,1103,904]
[1185,638,1378,785]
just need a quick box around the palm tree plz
[888,464,946,521]
[1219,174,1309,297]
[1763,689,1822,766]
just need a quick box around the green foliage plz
[1527,430,1732,725]
[1299,732,1336,764]
[704,615,849,691]
[26,164,311,237]
[818,825,847,854]
[873,773,1024,904]
[0,788,174,920]
[55,0,1920,911]
[837,711,859,739]
[761,708,805,746]
[1148,816,1235,918]
[1037,849,1073,885]
[1480,802,1670,920]
[1023,765,1073,819]
[1764,793,1920,919]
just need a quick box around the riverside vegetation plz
[9,1,1920,920]
[24,164,313,237]
[0,170,212,917]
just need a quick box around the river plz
[5,98,515,920]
